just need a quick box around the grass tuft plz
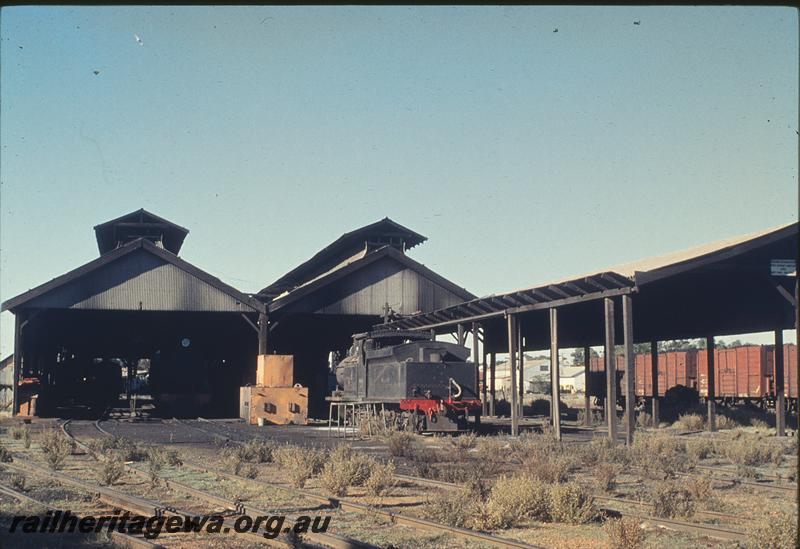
[604,517,646,549]
[40,429,72,470]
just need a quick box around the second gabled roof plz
[268,244,475,315]
[258,218,427,300]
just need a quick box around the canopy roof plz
[382,222,798,349]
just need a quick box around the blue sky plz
[1,6,797,355]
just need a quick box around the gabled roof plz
[268,245,474,314]
[2,238,265,314]
[93,208,189,256]
[258,218,427,300]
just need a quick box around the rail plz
[62,419,373,549]
[179,419,749,542]
[102,418,546,549]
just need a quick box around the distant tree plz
[570,347,599,365]
[659,339,695,351]
[633,343,651,354]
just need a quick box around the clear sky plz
[1,6,797,355]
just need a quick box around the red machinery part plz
[399,398,482,418]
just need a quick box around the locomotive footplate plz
[400,398,482,432]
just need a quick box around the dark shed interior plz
[3,210,265,418]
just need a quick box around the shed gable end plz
[26,249,249,312]
[279,255,467,316]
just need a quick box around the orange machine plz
[240,355,308,426]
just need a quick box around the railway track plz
[98,418,546,549]
[62,420,376,549]
[391,473,747,541]
[0,458,218,548]
[693,464,795,490]
[171,419,749,542]
[187,418,795,488]
[0,479,165,549]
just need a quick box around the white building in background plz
[490,357,586,396]
[558,367,586,393]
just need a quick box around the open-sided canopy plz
[381,223,798,351]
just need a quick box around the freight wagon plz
[698,344,797,405]
[585,344,796,409]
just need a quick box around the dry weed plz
[483,474,551,529]
[100,454,125,486]
[648,480,695,518]
[39,429,72,470]
[746,510,797,549]
[594,463,620,493]
[548,482,597,524]
[604,517,646,549]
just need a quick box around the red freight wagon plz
[587,344,795,406]
[634,351,698,397]
[590,352,697,398]
[586,355,624,401]
[698,345,772,400]
[765,343,797,400]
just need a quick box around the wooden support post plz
[507,314,518,436]
[775,329,785,437]
[622,295,635,445]
[517,320,524,418]
[430,329,436,341]
[482,350,488,416]
[549,308,561,440]
[604,297,618,444]
[795,276,799,520]
[706,337,716,432]
[457,324,465,347]
[12,314,21,416]
[258,312,268,355]
[472,322,480,408]
[490,352,497,416]
[650,341,660,428]
[583,346,591,427]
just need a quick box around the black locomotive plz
[332,330,481,431]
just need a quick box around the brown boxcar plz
[590,352,697,397]
[634,351,698,397]
[767,343,797,399]
[588,345,796,403]
[698,345,772,400]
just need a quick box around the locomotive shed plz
[2,213,476,420]
[256,218,476,417]
[2,209,268,418]
[384,222,799,441]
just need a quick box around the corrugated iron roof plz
[268,244,475,315]
[258,218,427,300]
[2,238,265,314]
[381,222,798,331]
